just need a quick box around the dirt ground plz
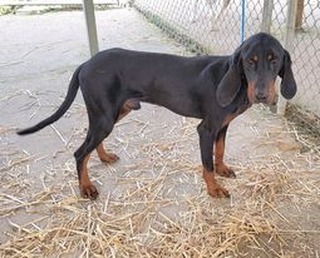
[0,8,319,257]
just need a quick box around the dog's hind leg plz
[96,143,119,164]
[95,98,141,164]
[75,112,115,199]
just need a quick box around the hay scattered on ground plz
[286,103,320,156]
[1,95,319,257]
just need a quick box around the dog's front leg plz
[215,124,236,178]
[197,120,230,198]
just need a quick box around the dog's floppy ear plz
[216,51,242,107]
[278,50,297,99]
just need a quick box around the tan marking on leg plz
[215,136,236,178]
[215,136,225,166]
[202,168,230,198]
[117,106,131,122]
[79,154,99,200]
[95,101,134,165]
[117,99,137,122]
[96,143,119,163]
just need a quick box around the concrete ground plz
[0,8,319,257]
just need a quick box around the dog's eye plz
[268,54,278,65]
[247,58,256,66]
[270,58,278,66]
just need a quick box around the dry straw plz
[0,98,319,257]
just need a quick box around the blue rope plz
[240,0,246,43]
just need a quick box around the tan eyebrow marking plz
[267,54,273,60]
[253,55,258,61]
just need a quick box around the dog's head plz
[216,32,297,107]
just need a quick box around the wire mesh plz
[134,0,243,54]
[133,0,320,136]
[291,1,320,117]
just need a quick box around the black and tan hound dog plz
[18,33,297,200]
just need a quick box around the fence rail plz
[133,0,320,134]
[0,0,118,6]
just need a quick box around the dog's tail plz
[17,64,83,135]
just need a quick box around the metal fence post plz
[295,0,305,30]
[261,0,274,33]
[240,0,246,43]
[82,0,99,56]
[277,0,298,115]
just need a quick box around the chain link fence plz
[133,0,320,140]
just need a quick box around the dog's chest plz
[221,98,251,127]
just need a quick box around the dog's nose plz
[255,93,268,102]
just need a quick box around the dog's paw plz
[216,164,236,178]
[80,183,99,200]
[100,153,119,164]
[203,168,230,198]
[207,184,230,198]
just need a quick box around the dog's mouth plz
[253,95,276,105]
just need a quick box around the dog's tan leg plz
[215,134,236,178]
[96,143,119,163]
[79,154,99,200]
[95,100,135,164]
[202,168,230,198]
